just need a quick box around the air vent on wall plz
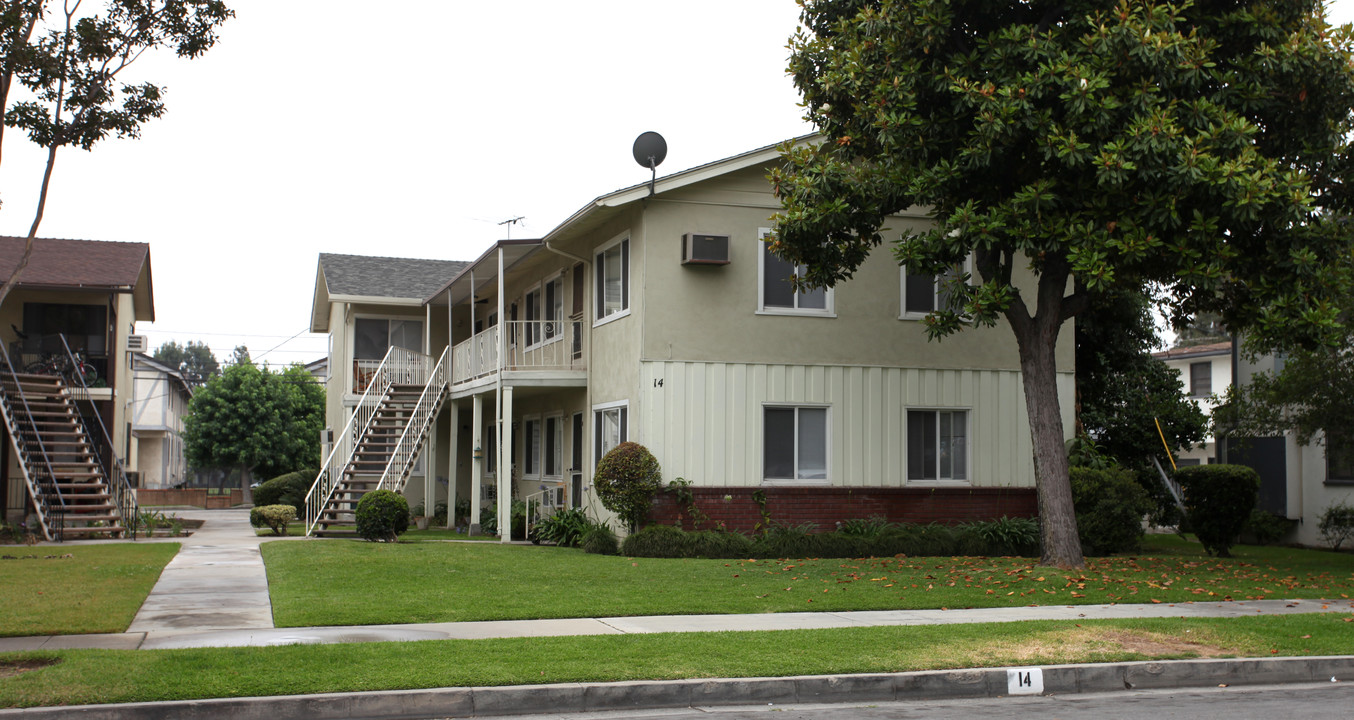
[681,233,730,265]
[126,335,148,352]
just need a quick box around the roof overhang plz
[424,239,544,307]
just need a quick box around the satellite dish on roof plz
[633,131,667,196]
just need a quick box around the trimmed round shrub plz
[1070,466,1152,555]
[1175,464,1260,557]
[621,524,688,558]
[355,489,410,542]
[593,441,663,532]
[581,525,619,555]
[253,468,316,519]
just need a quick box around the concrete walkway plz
[0,508,1351,653]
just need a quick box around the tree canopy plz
[0,1,233,306]
[771,0,1354,567]
[152,339,219,386]
[183,361,324,491]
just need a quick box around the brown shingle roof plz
[0,236,149,290]
[1152,340,1233,360]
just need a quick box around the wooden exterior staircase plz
[306,346,449,537]
[0,372,130,539]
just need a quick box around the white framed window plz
[900,258,971,318]
[1328,431,1354,483]
[758,228,834,316]
[1189,361,1212,398]
[544,414,563,477]
[907,409,969,484]
[595,234,630,326]
[524,416,541,478]
[593,400,628,464]
[762,404,829,484]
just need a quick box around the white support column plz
[445,399,458,530]
[470,393,483,535]
[499,384,514,543]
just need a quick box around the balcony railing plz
[451,320,585,385]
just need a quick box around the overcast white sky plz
[2,1,1352,366]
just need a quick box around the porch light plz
[473,446,483,460]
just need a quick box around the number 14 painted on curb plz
[1007,668,1044,695]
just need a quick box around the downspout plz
[543,241,591,507]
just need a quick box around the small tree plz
[593,441,663,533]
[1318,501,1354,551]
[183,361,324,503]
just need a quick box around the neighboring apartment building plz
[1157,339,1354,547]
[1153,340,1231,465]
[128,353,192,490]
[0,237,153,539]
[307,139,1075,537]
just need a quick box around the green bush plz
[750,521,817,558]
[355,490,410,542]
[684,530,755,558]
[249,505,296,536]
[1244,509,1296,546]
[253,469,316,519]
[580,525,619,555]
[621,524,688,558]
[1175,464,1260,557]
[1318,501,1354,551]
[534,508,592,547]
[1070,466,1152,555]
[593,441,663,532]
[838,515,892,537]
[955,516,1041,556]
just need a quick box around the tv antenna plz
[632,131,667,197]
[498,215,525,240]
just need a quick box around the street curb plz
[4,655,1353,719]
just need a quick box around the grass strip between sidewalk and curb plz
[0,544,179,637]
[262,535,1354,627]
[2,614,1353,708]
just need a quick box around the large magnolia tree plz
[771,0,1354,567]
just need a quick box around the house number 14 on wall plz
[653,378,664,387]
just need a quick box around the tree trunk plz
[1004,262,1085,569]
[240,464,253,506]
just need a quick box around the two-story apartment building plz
[0,237,151,539]
[307,140,1075,538]
[1154,340,1231,465]
[128,353,192,490]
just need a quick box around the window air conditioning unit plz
[126,335,148,352]
[681,233,730,265]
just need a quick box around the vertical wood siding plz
[640,361,1073,489]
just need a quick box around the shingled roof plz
[311,253,469,332]
[0,236,154,320]
[0,236,149,289]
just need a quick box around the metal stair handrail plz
[305,346,430,536]
[0,341,65,541]
[54,335,138,539]
[374,346,449,495]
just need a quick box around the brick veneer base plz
[647,486,1037,533]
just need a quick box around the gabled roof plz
[131,352,193,397]
[0,236,154,321]
[311,253,470,332]
[1153,340,1233,361]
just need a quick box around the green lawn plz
[0,543,179,637]
[262,534,1354,628]
[2,614,1351,708]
